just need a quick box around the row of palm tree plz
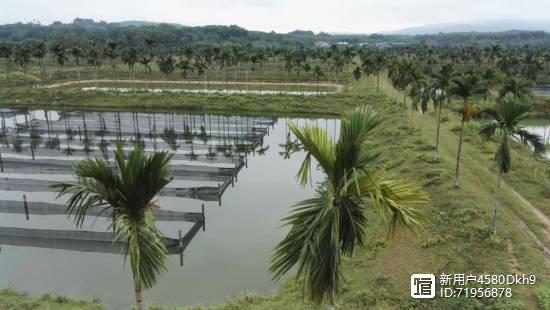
[359,54,546,237]
[3,40,549,91]
[0,40,358,90]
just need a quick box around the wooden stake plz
[23,194,29,220]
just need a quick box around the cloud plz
[0,0,547,33]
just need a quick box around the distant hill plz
[385,19,550,35]
[1,18,550,48]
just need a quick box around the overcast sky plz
[0,0,548,33]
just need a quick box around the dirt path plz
[43,79,346,92]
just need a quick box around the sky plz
[0,0,548,33]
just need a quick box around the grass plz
[0,289,103,310]
[0,86,371,117]
[2,77,550,309]
[0,63,350,87]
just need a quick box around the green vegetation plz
[0,88,369,116]
[53,145,174,310]
[2,19,550,47]
[1,29,550,309]
[5,77,549,309]
[0,289,102,310]
[270,109,427,305]
[479,98,546,234]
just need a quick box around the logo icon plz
[411,274,435,299]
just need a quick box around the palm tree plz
[49,43,68,88]
[450,73,487,188]
[479,99,545,234]
[487,43,502,64]
[352,65,361,81]
[270,108,427,306]
[521,52,543,81]
[390,59,418,107]
[139,55,153,89]
[372,52,387,91]
[69,46,84,84]
[193,57,208,90]
[122,48,138,92]
[13,43,32,88]
[432,63,456,156]
[498,76,534,99]
[52,145,173,310]
[104,41,119,90]
[0,42,13,87]
[30,41,47,87]
[312,65,324,94]
[157,55,175,89]
[86,41,103,88]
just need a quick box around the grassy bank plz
[175,77,550,309]
[0,87,368,117]
[2,77,550,309]
[0,289,102,310]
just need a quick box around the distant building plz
[336,41,349,45]
[314,41,330,48]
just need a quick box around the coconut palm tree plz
[479,99,545,234]
[450,73,487,188]
[270,108,427,306]
[52,144,173,310]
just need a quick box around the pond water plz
[533,85,550,97]
[82,87,332,96]
[0,109,340,309]
[523,120,550,158]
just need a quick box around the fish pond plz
[0,109,340,309]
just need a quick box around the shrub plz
[534,283,550,309]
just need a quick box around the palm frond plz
[270,194,343,304]
[114,212,168,290]
[513,129,546,156]
[289,124,335,186]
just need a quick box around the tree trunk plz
[5,62,10,88]
[376,73,380,92]
[135,288,143,310]
[113,64,117,91]
[492,168,502,234]
[434,97,443,156]
[454,100,467,188]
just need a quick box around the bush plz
[534,283,550,309]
